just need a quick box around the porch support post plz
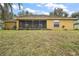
[32,20,33,29]
[16,20,19,30]
[39,20,40,29]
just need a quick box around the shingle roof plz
[14,15,78,20]
[4,20,16,22]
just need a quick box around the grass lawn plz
[0,30,79,56]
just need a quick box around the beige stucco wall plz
[5,22,16,30]
[47,20,74,30]
[16,20,19,30]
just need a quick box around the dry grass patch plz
[0,30,79,56]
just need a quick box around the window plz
[53,20,60,27]
[54,22,59,27]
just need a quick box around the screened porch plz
[19,20,46,30]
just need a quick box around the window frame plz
[53,20,60,28]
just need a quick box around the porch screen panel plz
[39,20,46,29]
[19,20,32,29]
[33,21,39,29]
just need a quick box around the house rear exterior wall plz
[4,22,16,30]
[4,19,74,30]
[47,20,53,29]
[60,20,74,30]
[47,20,74,30]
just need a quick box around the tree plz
[18,10,25,16]
[26,11,29,15]
[18,10,33,16]
[54,8,63,16]
[25,11,33,15]
[71,12,79,18]
[0,3,13,20]
[0,3,22,29]
[49,12,54,16]
[50,8,68,17]
[0,3,22,20]
[62,11,68,17]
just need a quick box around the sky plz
[12,3,79,16]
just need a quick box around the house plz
[4,15,78,30]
